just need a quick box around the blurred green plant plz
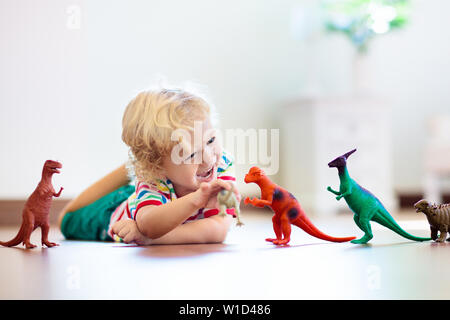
[322,0,411,52]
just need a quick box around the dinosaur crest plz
[328,148,357,168]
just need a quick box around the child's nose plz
[202,147,214,166]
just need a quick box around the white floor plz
[0,209,447,299]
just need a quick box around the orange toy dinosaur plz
[244,166,356,245]
[0,160,63,249]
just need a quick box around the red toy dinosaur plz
[0,160,63,249]
[244,166,356,245]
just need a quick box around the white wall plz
[365,0,450,192]
[278,0,450,196]
[1,0,449,199]
[0,0,308,198]
[0,0,89,198]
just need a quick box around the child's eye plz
[207,136,216,144]
[186,152,196,160]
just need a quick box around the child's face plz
[162,117,222,197]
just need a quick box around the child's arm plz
[113,215,232,245]
[58,163,130,227]
[152,215,232,244]
[135,179,232,239]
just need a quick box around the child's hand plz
[192,179,237,209]
[205,181,241,209]
[111,219,151,245]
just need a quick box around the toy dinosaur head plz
[43,160,63,175]
[328,148,357,168]
[244,166,265,183]
[414,199,431,214]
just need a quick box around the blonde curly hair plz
[122,88,212,183]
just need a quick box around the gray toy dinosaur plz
[414,199,450,242]
[217,186,243,226]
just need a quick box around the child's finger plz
[117,225,131,239]
[112,220,127,234]
[205,197,218,209]
[123,233,136,244]
[199,182,211,193]
[206,180,229,196]
[216,179,231,190]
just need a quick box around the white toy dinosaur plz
[217,186,243,226]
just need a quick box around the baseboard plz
[4,192,441,225]
[397,192,450,208]
[0,198,269,226]
[0,199,70,225]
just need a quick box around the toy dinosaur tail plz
[293,214,356,243]
[0,223,26,247]
[373,209,431,242]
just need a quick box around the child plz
[58,87,240,245]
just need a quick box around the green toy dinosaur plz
[327,149,431,244]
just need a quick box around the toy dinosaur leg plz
[430,226,438,241]
[22,224,37,249]
[21,211,37,249]
[218,204,227,217]
[234,206,244,226]
[272,217,291,246]
[266,215,282,243]
[351,215,373,244]
[437,231,447,243]
[41,223,59,247]
[352,214,363,230]
[437,226,448,243]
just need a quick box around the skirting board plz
[0,200,70,225]
[0,199,267,225]
[3,192,445,225]
[397,193,450,209]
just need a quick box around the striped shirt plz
[107,151,236,239]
